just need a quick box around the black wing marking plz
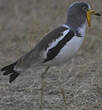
[34,26,69,51]
[15,26,69,68]
[43,30,74,63]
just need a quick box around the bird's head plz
[66,2,101,29]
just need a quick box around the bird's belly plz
[45,36,84,66]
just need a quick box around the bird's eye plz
[82,6,88,11]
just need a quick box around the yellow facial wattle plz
[87,10,91,27]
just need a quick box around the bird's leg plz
[60,88,67,106]
[58,82,67,109]
[40,66,50,107]
[57,69,68,108]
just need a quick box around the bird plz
[1,1,101,107]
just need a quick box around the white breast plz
[55,36,84,63]
[43,36,84,66]
[54,24,86,64]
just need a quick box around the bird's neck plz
[66,11,87,36]
[77,23,86,37]
[65,22,86,37]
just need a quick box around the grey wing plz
[14,26,68,71]
[1,26,68,83]
[14,48,43,71]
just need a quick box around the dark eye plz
[82,6,88,11]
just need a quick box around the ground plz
[0,0,102,110]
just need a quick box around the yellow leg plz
[60,88,67,106]
[40,66,50,107]
[57,70,68,109]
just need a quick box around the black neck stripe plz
[76,31,84,37]
[43,30,74,63]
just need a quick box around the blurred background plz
[0,0,102,110]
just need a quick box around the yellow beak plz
[87,10,96,27]
[87,10,101,27]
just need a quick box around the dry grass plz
[0,0,102,110]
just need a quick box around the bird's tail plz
[1,62,20,83]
